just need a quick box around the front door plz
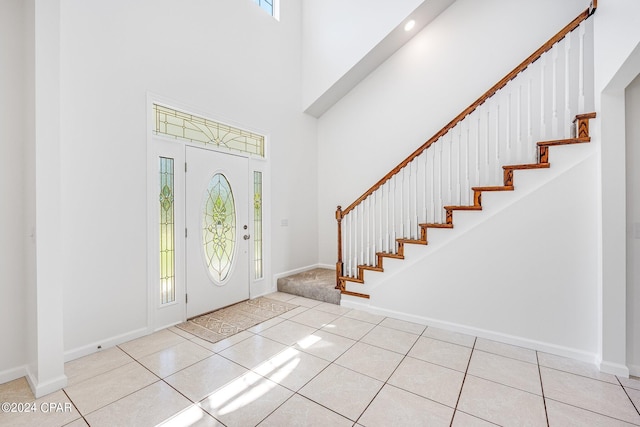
[185,146,249,318]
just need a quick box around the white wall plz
[59,0,317,354]
[625,74,640,374]
[0,0,27,382]
[302,0,423,111]
[354,153,599,360]
[593,0,640,375]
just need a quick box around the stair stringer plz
[340,147,600,362]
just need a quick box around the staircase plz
[335,4,597,299]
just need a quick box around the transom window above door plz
[153,104,265,158]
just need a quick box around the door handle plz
[243,234,251,240]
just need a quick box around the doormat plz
[175,297,299,344]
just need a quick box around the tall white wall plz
[59,0,317,354]
[593,0,640,375]
[301,0,423,110]
[625,74,640,374]
[0,0,27,382]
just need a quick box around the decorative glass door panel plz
[203,173,236,283]
[186,147,249,318]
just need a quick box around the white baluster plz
[552,46,559,136]
[439,140,444,222]
[564,31,572,138]
[366,197,370,266]
[457,125,462,205]
[347,212,352,276]
[414,159,418,239]
[465,123,470,205]
[359,204,364,268]
[406,165,411,238]
[475,112,480,187]
[423,149,428,223]
[578,21,586,113]
[506,91,512,164]
[378,187,383,256]
[495,99,501,184]
[352,207,357,275]
[517,83,522,163]
[448,133,453,205]
[485,104,490,185]
[391,175,396,251]
[540,54,547,143]
[386,180,390,253]
[430,147,436,223]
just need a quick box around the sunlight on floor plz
[297,334,322,349]
[161,331,332,425]
[202,335,325,417]
[158,404,204,427]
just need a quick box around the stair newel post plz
[335,206,344,290]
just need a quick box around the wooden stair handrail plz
[339,5,594,218]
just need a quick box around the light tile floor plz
[1,292,639,426]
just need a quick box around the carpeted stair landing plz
[277,268,341,305]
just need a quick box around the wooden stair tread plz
[537,137,590,146]
[472,185,514,191]
[376,252,404,259]
[360,265,383,272]
[397,238,427,245]
[503,163,550,170]
[340,276,364,284]
[421,223,454,229]
[444,205,482,211]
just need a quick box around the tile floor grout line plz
[61,387,87,426]
[351,323,415,426]
[471,347,539,366]
[158,375,230,426]
[543,396,640,425]
[540,364,628,386]
[536,351,551,427]
[352,325,451,423]
[449,336,476,427]
[73,378,166,421]
[617,376,640,417]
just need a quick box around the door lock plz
[243,234,251,240]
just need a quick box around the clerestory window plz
[252,0,276,18]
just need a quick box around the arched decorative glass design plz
[203,173,236,283]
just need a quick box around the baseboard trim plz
[340,297,598,365]
[0,365,27,386]
[599,360,630,377]
[273,264,332,286]
[628,363,640,377]
[64,326,151,363]
[25,367,68,398]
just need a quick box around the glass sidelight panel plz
[253,171,263,279]
[203,173,236,283]
[159,157,175,304]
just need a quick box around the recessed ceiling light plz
[404,20,416,32]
